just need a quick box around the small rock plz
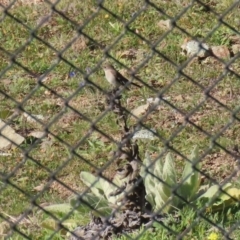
[23,113,45,123]
[232,44,240,55]
[0,152,12,156]
[211,45,230,59]
[29,131,46,139]
[181,39,210,58]
[0,119,25,149]
[132,129,157,140]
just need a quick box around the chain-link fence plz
[1,0,240,239]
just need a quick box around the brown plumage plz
[102,63,141,89]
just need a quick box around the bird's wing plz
[117,72,141,88]
[116,72,129,85]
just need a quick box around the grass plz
[114,206,240,240]
[1,0,240,239]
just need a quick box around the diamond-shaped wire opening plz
[1,0,240,239]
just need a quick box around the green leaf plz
[80,171,126,205]
[43,203,72,216]
[140,152,157,197]
[41,218,78,232]
[162,153,176,186]
[188,146,201,199]
[99,175,125,204]
[145,193,156,207]
[198,183,232,204]
[179,146,201,201]
[70,193,111,217]
[153,156,164,179]
[154,184,171,212]
[61,219,78,231]
[80,172,104,197]
[41,218,57,231]
[142,151,179,213]
[145,176,156,197]
[140,152,155,180]
[219,187,240,202]
[209,187,240,212]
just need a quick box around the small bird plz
[102,63,141,89]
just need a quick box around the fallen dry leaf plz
[33,183,45,192]
[117,48,137,59]
[173,95,184,101]
[36,14,52,27]
[229,35,240,44]
[57,112,81,128]
[130,103,150,119]
[0,220,9,235]
[158,19,172,30]
[149,79,164,88]
[71,35,89,52]
[173,112,185,124]
[40,138,54,152]
[1,79,12,85]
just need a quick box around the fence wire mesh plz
[1,0,240,239]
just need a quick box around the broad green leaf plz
[41,218,78,232]
[43,203,72,216]
[70,193,110,216]
[80,172,103,197]
[41,219,57,231]
[172,193,180,207]
[101,179,120,204]
[188,146,201,199]
[153,183,172,212]
[141,152,157,198]
[142,165,156,197]
[99,178,116,196]
[219,188,240,202]
[141,152,156,183]
[193,184,210,201]
[81,171,124,204]
[210,200,238,213]
[153,189,165,211]
[145,192,155,207]
[179,146,201,201]
[61,219,78,231]
[162,197,174,213]
[154,188,173,213]
[80,171,102,189]
[161,182,172,204]
[181,146,198,183]
[154,156,164,179]
[99,175,125,204]
[163,152,176,186]
[143,150,186,212]
[112,173,125,187]
[208,188,240,213]
[198,185,220,203]
[198,183,232,204]
[145,176,156,196]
